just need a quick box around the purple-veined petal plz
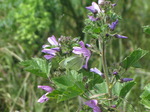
[42,49,57,55]
[51,47,60,51]
[79,41,85,48]
[114,34,128,39]
[85,99,98,108]
[121,78,133,82]
[37,94,49,103]
[72,47,84,55]
[73,41,91,69]
[92,2,101,13]
[83,56,90,69]
[85,100,101,112]
[44,55,55,60]
[88,16,100,21]
[98,0,105,5]
[42,45,50,48]
[113,71,118,75]
[111,105,117,108]
[90,67,103,76]
[48,35,59,46]
[38,85,54,92]
[111,3,117,7]
[86,2,100,14]
[93,107,101,112]
[85,44,91,48]
[109,19,118,30]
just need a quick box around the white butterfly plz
[98,0,105,5]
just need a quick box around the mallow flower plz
[85,99,101,112]
[37,85,54,103]
[88,16,100,21]
[120,78,133,83]
[72,41,91,69]
[114,34,128,39]
[42,35,60,60]
[90,67,104,77]
[109,19,118,30]
[86,2,101,14]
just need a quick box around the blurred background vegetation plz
[0,0,150,111]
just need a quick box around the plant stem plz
[99,39,112,105]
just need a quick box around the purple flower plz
[86,2,101,14]
[114,34,128,39]
[98,0,105,5]
[37,85,54,103]
[42,36,60,60]
[111,3,117,7]
[90,67,104,77]
[48,35,59,46]
[88,16,100,21]
[120,78,133,83]
[109,19,118,30]
[111,105,116,108]
[85,99,101,112]
[72,41,91,69]
[113,71,118,75]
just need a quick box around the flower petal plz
[88,16,99,21]
[109,19,118,30]
[42,45,50,48]
[38,85,54,92]
[48,35,59,46]
[85,99,98,108]
[114,34,128,39]
[121,78,133,82]
[42,49,57,55]
[37,94,49,103]
[44,55,55,60]
[90,67,103,77]
[86,2,100,14]
[92,2,100,13]
[85,100,101,112]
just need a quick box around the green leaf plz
[140,83,150,109]
[47,81,85,102]
[88,73,103,90]
[119,81,136,98]
[52,70,83,89]
[121,48,148,69]
[57,81,85,102]
[143,25,150,35]
[20,58,51,78]
[59,56,84,71]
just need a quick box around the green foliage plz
[119,81,136,98]
[140,83,150,109]
[60,56,84,71]
[143,25,150,35]
[20,58,51,78]
[121,48,148,69]
[48,70,85,102]
[14,0,51,43]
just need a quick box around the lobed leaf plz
[20,58,51,78]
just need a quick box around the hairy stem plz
[99,39,112,105]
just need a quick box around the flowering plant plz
[21,0,148,111]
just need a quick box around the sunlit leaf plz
[140,83,150,109]
[119,81,136,98]
[121,48,148,69]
